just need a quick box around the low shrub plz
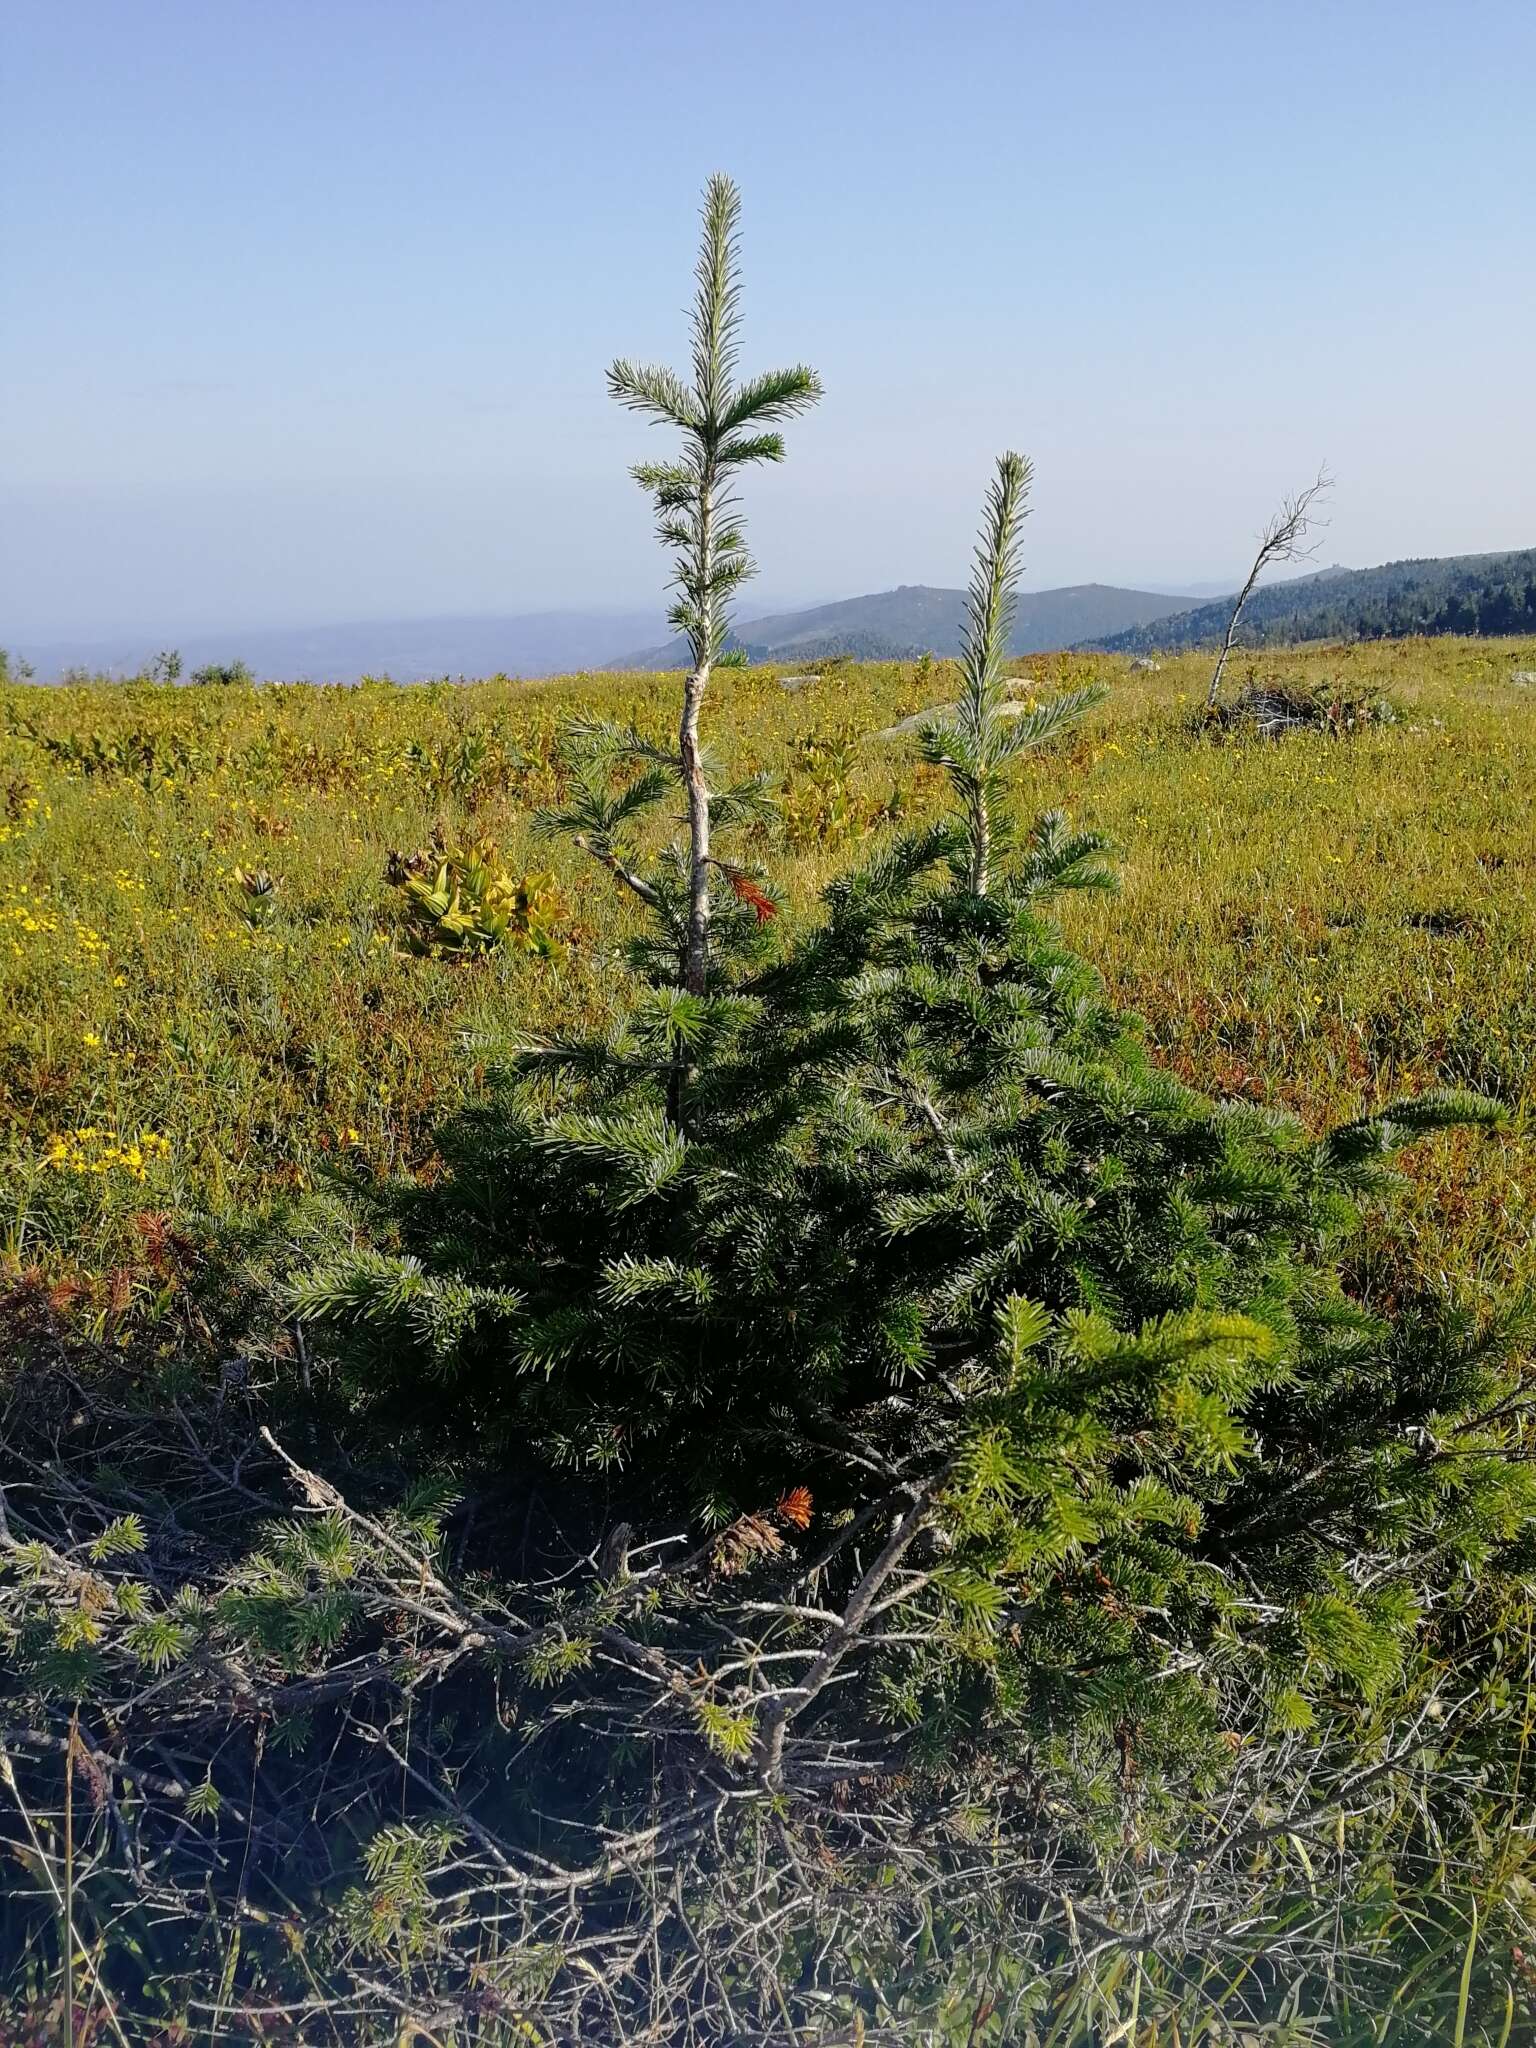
[1205,674,1401,738]
[387,831,566,958]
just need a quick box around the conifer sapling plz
[920,452,1105,893]
[608,173,821,991]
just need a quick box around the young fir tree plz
[16,448,1524,2042]
[917,450,1100,895]
[294,450,1521,1783]
[576,172,820,998]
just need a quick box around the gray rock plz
[777,674,821,692]
[1128,657,1162,672]
[874,704,952,740]
[1511,670,1536,687]
[875,680,1053,739]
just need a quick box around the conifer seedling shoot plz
[921,451,1105,895]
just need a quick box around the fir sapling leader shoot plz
[607,174,821,993]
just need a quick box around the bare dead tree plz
[1206,467,1334,711]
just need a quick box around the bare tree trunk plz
[1206,566,1260,711]
[753,1479,940,1789]
[1206,469,1333,713]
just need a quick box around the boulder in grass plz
[1511,670,1536,687]
[1129,656,1163,672]
[874,704,950,740]
[875,679,1055,740]
[777,674,821,692]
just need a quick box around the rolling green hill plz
[612,581,1196,669]
[1088,548,1536,653]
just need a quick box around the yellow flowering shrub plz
[43,1128,172,1181]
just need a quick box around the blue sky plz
[4,0,1533,637]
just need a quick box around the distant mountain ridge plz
[15,609,671,686]
[19,548,1529,687]
[611,583,1201,670]
[1086,549,1536,654]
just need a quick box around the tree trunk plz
[680,660,712,994]
[681,461,716,997]
[1207,566,1260,711]
[969,790,990,897]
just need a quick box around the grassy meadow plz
[4,634,1536,2041]
[3,634,1534,1311]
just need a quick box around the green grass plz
[3,636,1534,1319]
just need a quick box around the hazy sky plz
[4,0,1533,638]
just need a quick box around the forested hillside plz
[1093,547,1536,652]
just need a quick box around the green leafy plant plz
[389,833,565,958]
[35,725,202,787]
[780,721,899,849]
[399,727,513,808]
